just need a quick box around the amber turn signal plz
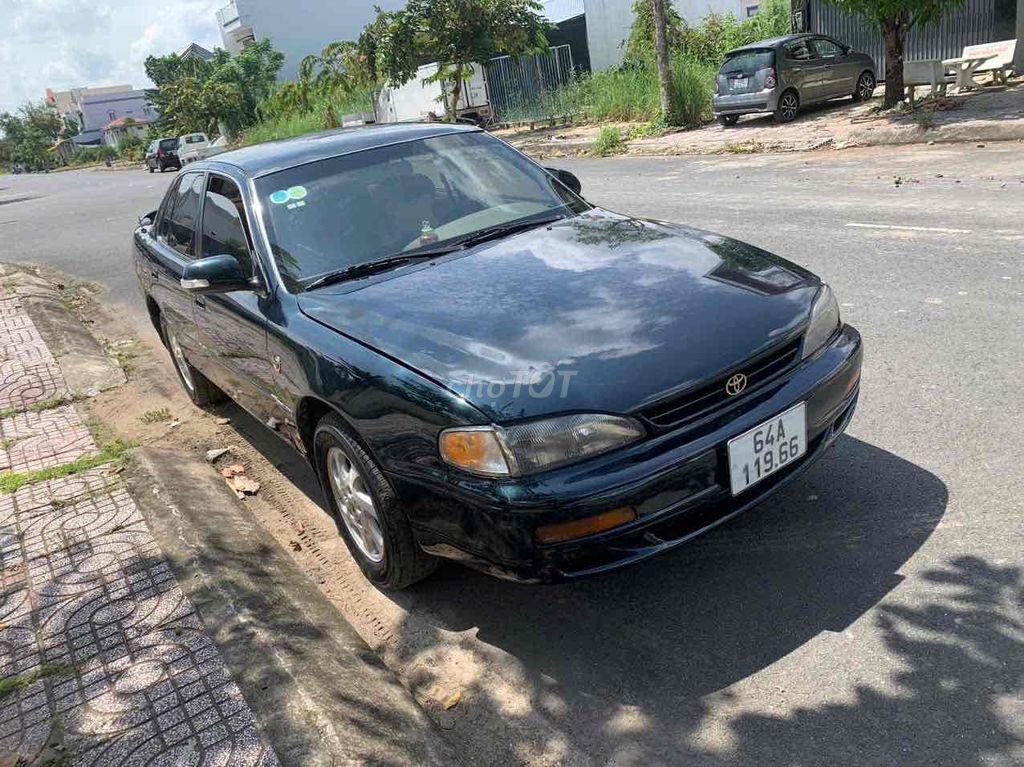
[535,507,637,545]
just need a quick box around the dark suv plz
[145,137,181,173]
[713,34,876,125]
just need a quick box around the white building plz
[584,0,759,70]
[215,0,406,82]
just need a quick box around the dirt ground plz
[497,77,1024,158]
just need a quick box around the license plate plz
[727,403,807,495]
[732,77,748,89]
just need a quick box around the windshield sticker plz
[287,185,308,201]
[269,190,290,205]
[286,200,306,210]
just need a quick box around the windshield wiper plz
[304,254,436,291]
[454,213,567,249]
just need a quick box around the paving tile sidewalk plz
[0,290,279,766]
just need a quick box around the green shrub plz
[67,145,117,166]
[592,126,624,156]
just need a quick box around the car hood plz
[297,209,818,421]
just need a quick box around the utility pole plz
[651,0,676,124]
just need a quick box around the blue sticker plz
[287,185,308,201]
[270,190,290,205]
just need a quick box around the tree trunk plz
[651,0,676,124]
[448,62,464,123]
[882,12,909,109]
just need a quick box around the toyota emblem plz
[725,373,747,396]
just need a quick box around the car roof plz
[724,33,821,56]
[200,122,482,178]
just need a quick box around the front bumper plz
[396,325,863,582]
[713,90,779,116]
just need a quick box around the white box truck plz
[376,62,491,124]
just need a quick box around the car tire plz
[148,164,154,173]
[852,71,876,102]
[314,412,439,589]
[160,314,224,407]
[774,90,800,123]
[718,114,739,127]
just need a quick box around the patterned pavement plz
[0,292,278,765]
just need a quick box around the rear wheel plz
[853,71,876,102]
[160,314,224,407]
[718,114,739,126]
[148,164,154,173]
[314,412,438,589]
[774,90,800,123]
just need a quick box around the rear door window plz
[167,173,204,257]
[201,175,254,275]
[786,40,817,62]
[156,178,182,241]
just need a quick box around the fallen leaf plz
[215,417,230,425]
[442,690,462,710]
[205,447,231,463]
[289,540,302,552]
[227,474,260,496]
[221,464,245,478]
[107,465,124,476]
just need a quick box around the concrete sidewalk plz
[0,288,277,765]
[0,278,454,765]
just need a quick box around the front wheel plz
[853,71,876,102]
[718,114,739,127]
[774,90,800,123]
[314,413,438,589]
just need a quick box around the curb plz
[127,447,457,766]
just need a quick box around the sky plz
[0,0,226,114]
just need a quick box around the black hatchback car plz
[134,124,861,587]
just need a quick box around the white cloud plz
[0,0,223,113]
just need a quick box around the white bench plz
[943,39,1017,90]
[903,59,951,104]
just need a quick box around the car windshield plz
[721,49,774,73]
[254,131,590,290]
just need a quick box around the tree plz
[650,0,677,124]
[367,0,549,121]
[0,101,63,169]
[625,0,684,63]
[824,0,965,108]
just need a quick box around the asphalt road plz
[3,145,1022,765]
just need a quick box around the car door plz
[813,37,857,98]
[145,171,205,360]
[783,38,825,103]
[192,170,277,426]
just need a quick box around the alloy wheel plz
[327,446,385,563]
[858,74,875,101]
[780,93,799,121]
[168,331,195,393]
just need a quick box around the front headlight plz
[802,284,841,359]
[439,414,645,477]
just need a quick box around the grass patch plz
[0,394,74,421]
[591,126,625,156]
[139,408,171,424]
[0,438,17,450]
[0,663,74,700]
[0,439,133,495]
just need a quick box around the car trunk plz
[718,49,775,95]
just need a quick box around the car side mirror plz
[180,254,252,294]
[546,167,582,196]
[139,210,157,227]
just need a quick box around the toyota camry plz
[134,123,862,588]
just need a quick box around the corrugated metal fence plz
[486,45,577,123]
[811,0,997,77]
